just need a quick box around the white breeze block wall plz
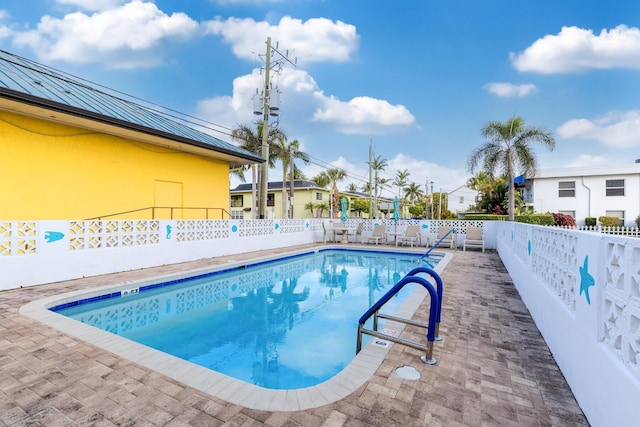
[496,222,640,427]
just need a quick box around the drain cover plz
[395,365,420,380]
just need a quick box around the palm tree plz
[393,169,410,197]
[468,117,555,221]
[232,121,287,218]
[404,182,424,205]
[316,168,347,218]
[347,183,358,192]
[369,155,388,218]
[271,138,310,218]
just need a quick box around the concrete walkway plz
[0,246,589,426]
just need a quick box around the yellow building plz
[230,180,379,220]
[0,50,262,220]
[230,180,331,219]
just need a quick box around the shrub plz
[515,214,554,225]
[598,216,622,227]
[464,214,508,221]
[585,217,597,227]
[549,212,576,227]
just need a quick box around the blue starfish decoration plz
[579,256,595,304]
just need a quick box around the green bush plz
[463,214,508,221]
[598,216,622,227]
[585,217,597,227]
[515,214,554,225]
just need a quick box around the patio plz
[0,245,588,426]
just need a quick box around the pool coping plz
[19,245,451,412]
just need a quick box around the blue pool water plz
[52,249,439,390]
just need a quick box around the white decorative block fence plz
[496,222,640,427]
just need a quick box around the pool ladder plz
[356,267,443,364]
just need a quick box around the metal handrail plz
[85,207,232,220]
[405,267,444,341]
[420,228,456,260]
[356,274,441,365]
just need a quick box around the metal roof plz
[231,180,322,192]
[0,50,263,164]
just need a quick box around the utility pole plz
[258,37,272,219]
[289,145,295,218]
[368,142,373,218]
[256,37,296,219]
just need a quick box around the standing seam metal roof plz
[0,50,262,163]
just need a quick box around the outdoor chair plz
[364,224,386,245]
[396,225,421,247]
[431,226,457,249]
[350,222,364,243]
[322,222,337,243]
[463,226,484,252]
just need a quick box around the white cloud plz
[203,16,359,63]
[511,25,640,73]
[12,1,199,69]
[557,110,640,148]
[195,67,416,137]
[55,0,126,11]
[313,96,415,135]
[484,82,538,98]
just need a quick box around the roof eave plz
[0,87,264,165]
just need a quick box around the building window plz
[605,210,625,225]
[606,179,625,196]
[558,181,575,197]
[267,193,275,207]
[230,195,243,208]
[230,210,244,219]
[459,196,464,203]
[316,192,323,201]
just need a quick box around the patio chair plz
[350,222,364,243]
[396,225,421,247]
[322,222,336,243]
[463,226,484,252]
[364,224,386,245]
[431,226,457,249]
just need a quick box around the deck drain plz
[395,365,420,380]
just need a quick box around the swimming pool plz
[21,246,451,410]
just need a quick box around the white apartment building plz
[520,162,640,226]
[448,185,478,214]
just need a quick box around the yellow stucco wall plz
[1,111,230,219]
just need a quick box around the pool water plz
[53,249,438,390]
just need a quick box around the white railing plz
[553,224,640,237]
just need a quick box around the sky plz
[1,0,640,198]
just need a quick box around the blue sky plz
[1,0,639,197]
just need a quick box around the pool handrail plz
[405,267,443,340]
[420,228,456,260]
[356,275,440,364]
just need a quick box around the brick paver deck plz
[0,245,589,426]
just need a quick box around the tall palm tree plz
[468,117,555,221]
[369,155,388,218]
[232,121,287,218]
[272,138,310,218]
[403,182,424,204]
[393,169,410,197]
[316,168,347,218]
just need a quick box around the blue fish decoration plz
[44,231,64,243]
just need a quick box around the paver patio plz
[0,245,589,426]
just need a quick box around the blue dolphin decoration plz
[579,256,595,304]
